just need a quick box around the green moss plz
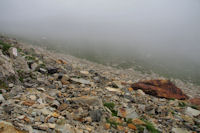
[0,40,11,54]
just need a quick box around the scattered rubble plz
[0,36,200,133]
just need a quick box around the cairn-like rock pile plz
[0,36,200,133]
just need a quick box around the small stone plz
[61,74,70,85]
[70,78,92,85]
[106,87,121,93]
[80,71,89,75]
[132,118,146,125]
[127,124,137,130]
[104,123,110,130]
[51,100,60,109]
[8,83,14,88]
[137,89,145,96]
[40,115,45,122]
[48,117,56,123]
[117,125,124,131]
[22,100,35,106]
[58,103,68,111]
[0,94,5,102]
[38,124,48,131]
[0,121,25,133]
[38,68,47,74]
[89,109,102,122]
[70,96,102,106]
[118,107,138,119]
[29,95,37,101]
[37,87,45,91]
[128,87,133,92]
[52,112,60,118]
[48,123,56,129]
[47,68,58,74]
[85,117,92,123]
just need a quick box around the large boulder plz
[0,50,15,81]
[131,79,188,100]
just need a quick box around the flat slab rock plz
[131,79,188,100]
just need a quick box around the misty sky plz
[0,0,200,63]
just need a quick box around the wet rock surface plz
[0,36,200,133]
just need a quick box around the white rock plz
[80,71,89,75]
[185,107,200,117]
[8,47,18,58]
[37,87,45,92]
[106,87,121,93]
[8,83,14,88]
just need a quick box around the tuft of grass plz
[126,118,132,124]
[106,119,121,128]
[179,102,187,107]
[0,40,11,54]
[104,102,118,116]
[140,118,161,133]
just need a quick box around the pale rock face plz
[0,50,15,79]
[185,107,200,117]
[9,47,18,58]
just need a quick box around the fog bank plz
[0,0,200,83]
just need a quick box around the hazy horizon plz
[0,0,200,84]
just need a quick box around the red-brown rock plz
[131,79,188,100]
[189,98,200,109]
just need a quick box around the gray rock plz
[70,96,102,106]
[172,128,190,133]
[89,110,102,122]
[70,78,92,85]
[0,94,5,103]
[48,117,56,123]
[185,107,200,117]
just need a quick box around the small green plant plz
[0,40,11,54]
[140,118,161,133]
[104,102,115,110]
[25,55,36,61]
[179,102,187,107]
[126,118,132,124]
[104,102,118,116]
[106,118,121,128]
[169,98,175,100]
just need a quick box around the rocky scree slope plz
[0,36,200,133]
